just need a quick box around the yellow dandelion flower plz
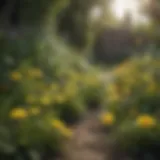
[51,119,65,129]
[100,112,115,126]
[10,108,28,119]
[29,107,40,115]
[51,119,72,138]
[10,72,22,81]
[136,115,156,128]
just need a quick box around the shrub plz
[101,55,160,159]
[104,55,160,120]
[113,117,160,159]
[79,70,105,109]
[1,52,105,159]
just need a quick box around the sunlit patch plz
[111,0,149,24]
[111,0,139,19]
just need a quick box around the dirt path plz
[59,109,107,160]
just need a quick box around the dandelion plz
[136,115,156,128]
[10,72,22,81]
[51,119,72,138]
[100,112,115,126]
[51,119,64,129]
[10,108,28,119]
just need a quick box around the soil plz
[57,109,108,160]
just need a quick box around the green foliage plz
[0,0,108,159]
[102,54,160,159]
[104,55,160,117]
[114,121,160,159]
[80,71,105,108]
[0,38,106,159]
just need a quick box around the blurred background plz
[0,0,159,160]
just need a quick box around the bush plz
[113,119,160,159]
[80,70,105,109]
[104,55,159,119]
[101,54,160,159]
[0,48,106,159]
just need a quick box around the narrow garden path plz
[59,109,108,160]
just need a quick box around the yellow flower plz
[52,119,64,129]
[51,119,72,138]
[10,108,28,119]
[29,107,40,115]
[10,72,22,81]
[100,112,115,126]
[136,115,156,128]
